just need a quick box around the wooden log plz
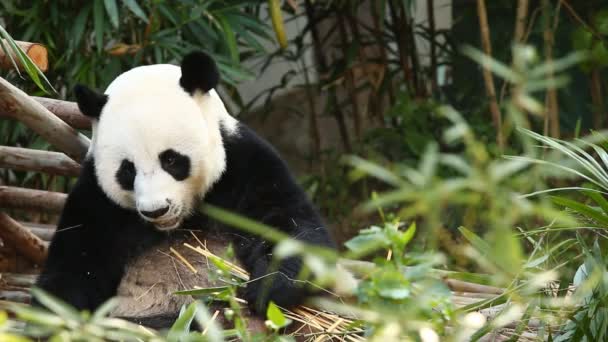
[0,213,47,265]
[0,146,81,176]
[0,290,30,303]
[0,41,48,72]
[32,97,92,130]
[0,186,66,213]
[0,76,90,162]
[1,273,37,287]
[20,222,55,241]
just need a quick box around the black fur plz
[179,52,220,94]
[35,159,164,310]
[115,159,136,191]
[36,122,334,316]
[159,149,190,181]
[74,85,108,118]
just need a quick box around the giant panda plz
[35,52,335,324]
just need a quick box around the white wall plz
[235,0,453,108]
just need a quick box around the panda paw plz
[242,257,309,315]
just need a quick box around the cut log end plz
[0,41,49,73]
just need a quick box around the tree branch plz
[32,97,92,130]
[0,146,81,176]
[0,77,90,162]
[0,186,66,213]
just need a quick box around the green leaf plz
[30,288,82,322]
[93,0,105,52]
[344,155,404,187]
[458,226,491,256]
[344,228,389,256]
[122,0,148,23]
[266,301,290,329]
[71,4,91,51]
[391,222,416,250]
[174,286,231,296]
[374,269,411,300]
[552,195,608,226]
[104,0,119,28]
[583,189,608,216]
[91,298,118,321]
[0,25,55,93]
[167,302,197,341]
[217,15,239,63]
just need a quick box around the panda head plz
[74,52,237,231]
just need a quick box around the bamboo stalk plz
[0,76,90,162]
[514,0,530,44]
[388,0,415,94]
[427,0,438,94]
[0,213,47,265]
[0,186,66,213]
[300,54,322,172]
[543,0,560,138]
[304,0,352,153]
[337,12,362,139]
[476,0,504,150]
[590,69,604,129]
[0,41,48,72]
[32,97,92,130]
[0,146,81,176]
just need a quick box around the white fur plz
[89,64,238,229]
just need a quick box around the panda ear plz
[74,84,108,119]
[179,51,220,95]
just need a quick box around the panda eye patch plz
[116,159,136,191]
[159,149,190,181]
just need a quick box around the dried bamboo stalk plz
[513,0,529,44]
[543,0,560,138]
[0,146,81,176]
[445,278,503,295]
[0,213,47,265]
[32,97,92,130]
[0,41,48,72]
[0,76,90,162]
[0,186,66,213]
[476,0,504,150]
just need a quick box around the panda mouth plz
[152,216,182,231]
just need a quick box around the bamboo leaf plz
[552,195,608,226]
[121,0,148,23]
[167,302,197,341]
[459,226,491,256]
[93,0,105,52]
[217,15,239,63]
[104,0,120,28]
[266,302,290,329]
[29,288,82,322]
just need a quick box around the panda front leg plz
[243,252,308,314]
[231,223,332,314]
[35,220,128,311]
[35,177,161,312]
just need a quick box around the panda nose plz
[140,206,169,219]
